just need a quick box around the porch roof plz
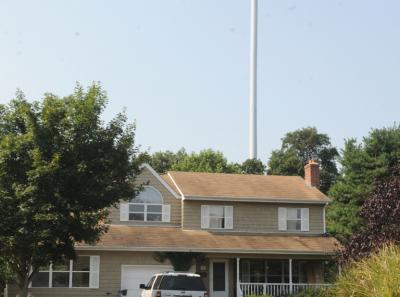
[78,225,339,255]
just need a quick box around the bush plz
[290,288,328,297]
[331,244,400,297]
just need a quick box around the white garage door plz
[121,265,173,297]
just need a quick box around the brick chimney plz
[304,159,320,188]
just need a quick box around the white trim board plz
[184,195,330,205]
[77,246,335,255]
[139,163,180,199]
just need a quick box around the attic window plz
[129,186,163,221]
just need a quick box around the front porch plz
[235,258,335,296]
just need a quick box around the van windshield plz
[159,275,206,291]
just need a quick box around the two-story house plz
[11,160,338,297]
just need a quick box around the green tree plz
[171,149,241,173]
[327,125,400,241]
[153,252,205,271]
[267,127,339,193]
[136,149,188,173]
[0,85,138,297]
[241,158,266,174]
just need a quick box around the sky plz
[0,0,399,163]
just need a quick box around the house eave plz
[183,195,330,205]
[76,246,335,256]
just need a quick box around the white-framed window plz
[278,207,309,232]
[201,205,233,229]
[287,208,302,231]
[120,186,171,222]
[31,256,100,289]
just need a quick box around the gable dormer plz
[108,164,181,226]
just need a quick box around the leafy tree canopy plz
[136,148,187,174]
[327,125,400,240]
[339,165,400,261]
[0,84,138,296]
[267,127,339,193]
[241,158,266,174]
[171,149,240,173]
[137,149,268,175]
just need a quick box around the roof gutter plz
[76,246,335,256]
[183,195,330,205]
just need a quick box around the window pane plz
[159,276,206,291]
[31,272,49,287]
[147,205,162,213]
[72,272,90,287]
[129,213,144,221]
[132,187,163,204]
[130,204,144,212]
[73,256,90,272]
[210,217,224,228]
[52,272,69,287]
[147,213,162,221]
[287,208,300,220]
[266,260,288,283]
[287,220,301,231]
[209,206,224,217]
[52,262,69,271]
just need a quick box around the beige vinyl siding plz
[108,167,181,226]
[8,251,167,297]
[183,200,324,234]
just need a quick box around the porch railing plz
[239,282,331,297]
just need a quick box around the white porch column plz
[289,258,293,294]
[236,258,241,297]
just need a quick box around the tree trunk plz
[17,276,30,297]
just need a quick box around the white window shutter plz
[301,208,310,231]
[278,207,287,231]
[201,205,209,229]
[162,204,171,222]
[89,256,100,288]
[120,202,129,221]
[224,206,233,229]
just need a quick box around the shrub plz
[331,244,400,297]
[290,288,328,297]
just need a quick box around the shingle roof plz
[163,171,329,203]
[79,225,338,255]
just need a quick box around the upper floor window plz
[129,186,163,221]
[278,207,309,232]
[31,256,100,289]
[120,186,171,223]
[201,205,233,229]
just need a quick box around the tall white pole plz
[249,0,258,159]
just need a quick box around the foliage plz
[136,148,187,174]
[267,127,339,193]
[0,84,138,296]
[327,125,400,240]
[153,252,205,271]
[247,295,272,297]
[339,165,400,262]
[0,258,12,296]
[289,288,327,297]
[331,244,400,297]
[171,149,241,173]
[241,158,265,174]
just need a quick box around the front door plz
[210,260,229,297]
